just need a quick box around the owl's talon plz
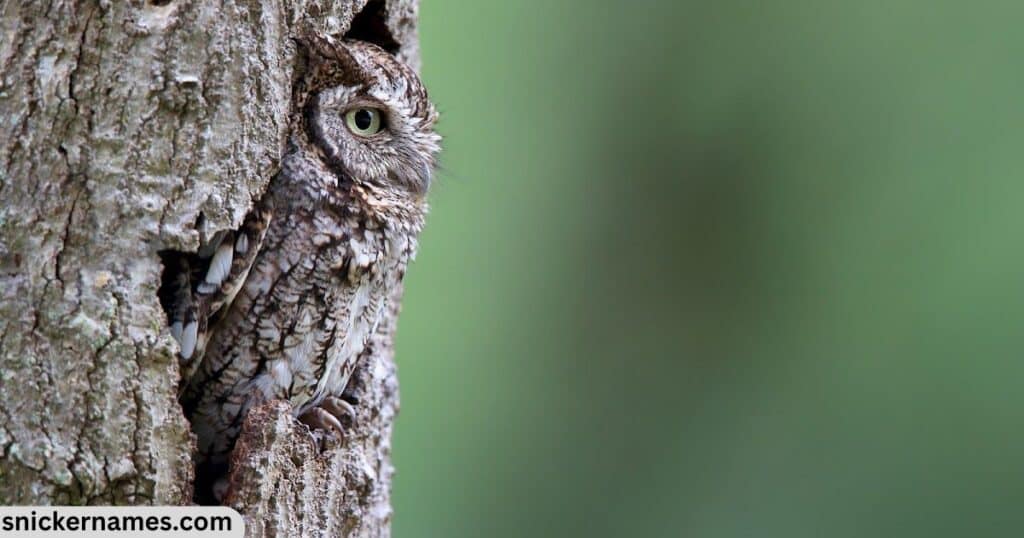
[299,407,345,440]
[320,396,357,426]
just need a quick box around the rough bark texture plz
[0,0,418,534]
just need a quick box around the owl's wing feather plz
[160,204,272,383]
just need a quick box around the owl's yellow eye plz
[344,107,384,136]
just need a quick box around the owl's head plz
[296,37,440,196]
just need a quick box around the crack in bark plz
[53,187,83,291]
[67,2,97,117]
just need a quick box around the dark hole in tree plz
[157,238,233,504]
[149,0,173,6]
[346,0,400,54]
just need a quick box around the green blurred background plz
[392,1,1024,536]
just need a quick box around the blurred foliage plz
[392,1,1024,536]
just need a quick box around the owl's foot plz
[298,396,356,441]
[321,395,357,424]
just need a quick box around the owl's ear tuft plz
[294,33,363,82]
[291,32,366,113]
[298,34,352,65]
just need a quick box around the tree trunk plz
[0,0,418,535]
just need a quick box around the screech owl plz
[159,37,440,501]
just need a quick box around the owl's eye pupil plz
[344,107,383,136]
[354,109,373,130]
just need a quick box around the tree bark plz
[0,0,418,535]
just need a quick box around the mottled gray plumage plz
[161,37,439,500]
